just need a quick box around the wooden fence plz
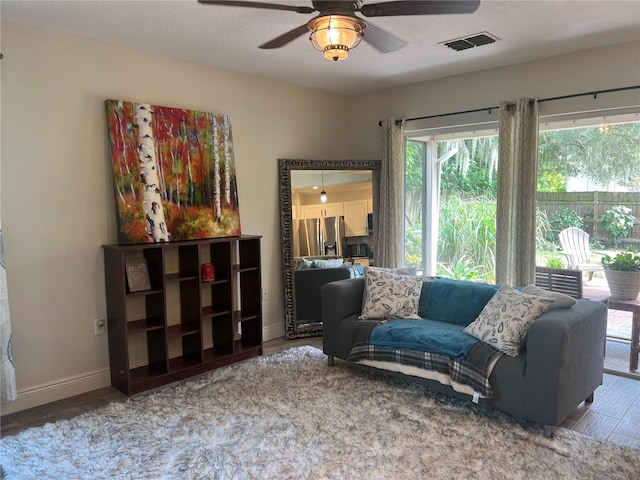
[537,191,640,246]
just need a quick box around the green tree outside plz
[405,122,639,279]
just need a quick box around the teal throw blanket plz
[369,318,479,359]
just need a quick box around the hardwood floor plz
[560,369,640,447]
[1,336,639,449]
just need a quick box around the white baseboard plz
[262,322,285,342]
[1,368,111,416]
[2,326,286,415]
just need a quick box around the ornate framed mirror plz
[279,158,381,339]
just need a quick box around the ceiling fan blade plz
[360,0,480,17]
[259,24,310,49]
[198,0,316,14]
[363,21,407,53]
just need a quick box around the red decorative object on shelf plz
[201,263,215,282]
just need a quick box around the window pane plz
[405,141,424,271]
[437,137,498,283]
[404,136,499,281]
[536,121,640,272]
[405,113,638,288]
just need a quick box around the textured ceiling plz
[2,0,639,95]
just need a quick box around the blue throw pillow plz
[417,278,437,317]
[312,258,344,268]
[422,278,500,327]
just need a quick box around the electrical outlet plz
[94,318,106,336]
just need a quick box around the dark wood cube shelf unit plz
[103,235,262,395]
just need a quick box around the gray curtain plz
[1,224,17,403]
[496,98,539,286]
[374,117,405,268]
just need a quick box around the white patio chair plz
[558,227,605,281]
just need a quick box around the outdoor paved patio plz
[582,275,638,378]
[582,276,633,340]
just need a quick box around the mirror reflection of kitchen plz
[290,170,373,267]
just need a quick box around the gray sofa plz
[322,276,608,436]
[294,267,355,325]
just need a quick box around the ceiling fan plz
[198,1,481,61]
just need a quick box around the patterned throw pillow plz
[293,257,314,269]
[359,268,423,320]
[367,266,418,276]
[521,285,577,309]
[463,285,551,357]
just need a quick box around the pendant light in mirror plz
[320,170,327,203]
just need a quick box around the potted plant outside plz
[601,247,640,300]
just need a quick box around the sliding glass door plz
[405,110,639,284]
[405,132,499,282]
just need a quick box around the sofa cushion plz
[359,268,422,320]
[422,278,500,326]
[463,285,551,357]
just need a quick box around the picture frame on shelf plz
[125,259,151,292]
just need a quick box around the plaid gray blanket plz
[347,319,503,398]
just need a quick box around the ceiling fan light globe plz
[324,45,349,61]
[308,15,365,61]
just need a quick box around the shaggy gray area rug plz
[1,346,638,479]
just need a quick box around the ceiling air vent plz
[441,32,499,52]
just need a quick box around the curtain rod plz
[536,85,640,103]
[379,85,640,126]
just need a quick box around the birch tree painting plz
[105,100,241,244]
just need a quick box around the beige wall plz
[1,20,638,414]
[346,41,640,159]
[0,22,351,414]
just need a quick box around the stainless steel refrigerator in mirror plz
[298,216,345,257]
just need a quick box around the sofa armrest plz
[322,277,365,360]
[523,299,607,425]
